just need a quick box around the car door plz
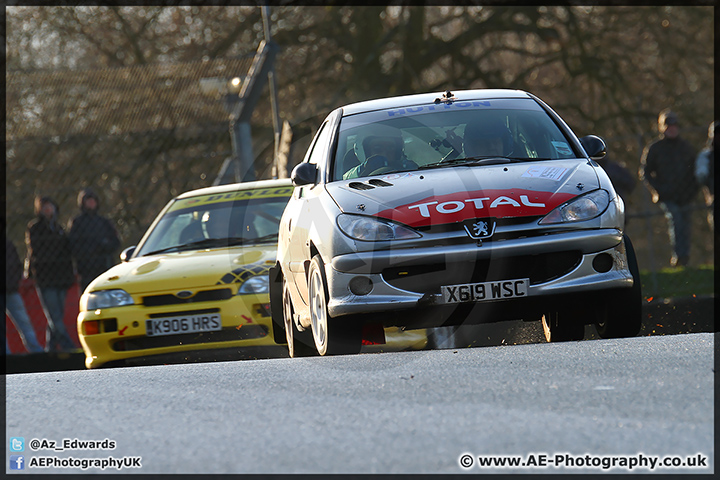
[284,119,335,309]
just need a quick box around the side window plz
[294,122,332,196]
[307,121,333,168]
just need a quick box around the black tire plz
[595,235,643,338]
[308,255,362,356]
[283,278,315,357]
[541,309,585,342]
[269,265,287,345]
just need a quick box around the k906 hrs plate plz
[441,278,529,304]
[145,314,222,337]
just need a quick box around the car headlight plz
[82,289,134,310]
[337,214,421,241]
[237,275,269,294]
[539,189,610,224]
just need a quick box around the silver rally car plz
[270,89,641,356]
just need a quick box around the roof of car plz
[340,89,532,116]
[175,178,293,200]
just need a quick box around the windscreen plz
[332,98,579,181]
[135,187,292,257]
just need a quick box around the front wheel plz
[595,235,643,338]
[541,309,585,342]
[308,255,362,356]
[283,278,315,357]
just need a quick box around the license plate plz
[145,314,222,337]
[440,278,529,304]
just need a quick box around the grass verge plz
[640,264,714,299]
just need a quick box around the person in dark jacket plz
[25,195,77,352]
[639,109,699,267]
[68,188,121,293]
[6,236,44,353]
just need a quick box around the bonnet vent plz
[367,179,393,187]
[348,182,375,190]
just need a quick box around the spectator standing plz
[25,195,77,352]
[6,237,44,353]
[695,121,716,231]
[68,188,121,293]
[639,109,699,267]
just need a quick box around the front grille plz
[143,288,232,307]
[112,325,269,351]
[382,250,582,293]
[147,308,220,319]
[415,216,542,235]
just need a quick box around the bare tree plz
[5,6,713,262]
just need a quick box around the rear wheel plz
[595,235,643,338]
[541,310,585,342]
[283,279,315,357]
[308,255,362,356]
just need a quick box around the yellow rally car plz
[78,179,294,368]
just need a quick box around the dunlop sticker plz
[169,188,293,212]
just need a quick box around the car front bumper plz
[325,228,632,320]
[78,293,277,368]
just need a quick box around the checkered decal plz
[217,264,271,286]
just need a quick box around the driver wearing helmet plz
[343,125,417,179]
[463,119,514,158]
[201,208,232,239]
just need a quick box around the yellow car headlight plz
[83,289,135,310]
[237,275,269,295]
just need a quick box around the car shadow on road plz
[5,296,713,373]
[451,295,715,348]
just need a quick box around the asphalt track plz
[5,331,714,474]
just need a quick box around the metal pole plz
[263,6,282,179]
[236,122,255,182]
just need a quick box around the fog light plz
[592,253,614,273]
[349,276,373,295]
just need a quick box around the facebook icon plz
[10,455,25,470]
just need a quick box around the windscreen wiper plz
[142,238,230,256]
[419,156,512,169]
[141,245,185,256]
[232,234,278,245]
[143,234,280,256]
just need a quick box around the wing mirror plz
[120,246,136,262]
[291,162,318,186]
[579,135,607,161]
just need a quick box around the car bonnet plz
[325,159,600,227]
[86,245,277,295]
